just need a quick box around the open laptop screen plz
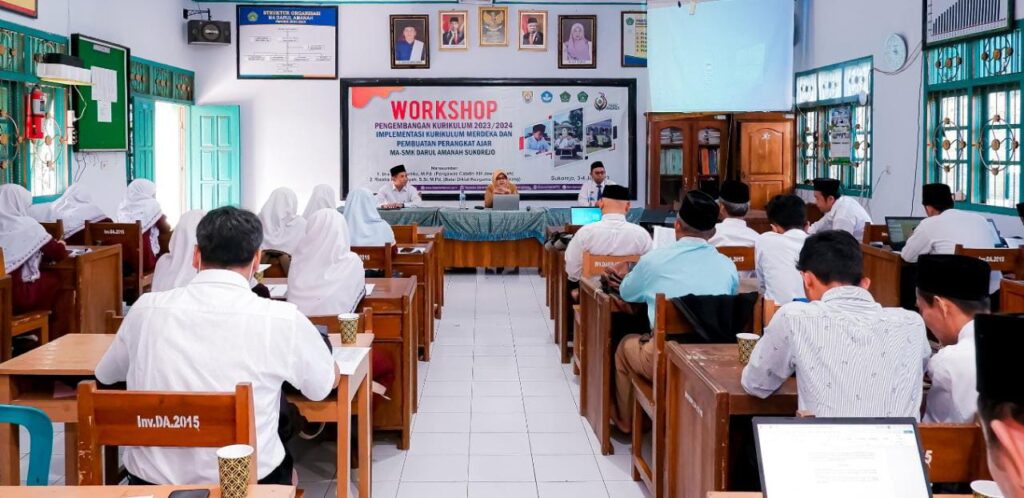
[885,217,923,245]
[570,207,602,226]
[754,417,931,498]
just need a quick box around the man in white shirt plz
[808,178,872,242]
[96,207,338,486]
[708,180,759,247]
[975,314,1024,498]
[901,183,1001,294]
[576,161,617,206]
[916,254,991,423]
[564,184,651,282]
[742,230,930,418]
[755,194,809,303]
[377,164,423,208]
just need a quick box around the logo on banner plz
[522,91,534,104]
[247,11,259,22]
[594,93,608,110]
[559,91,571,102]
[577,92,589,103]
[541,91,553,103]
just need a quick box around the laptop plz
[492,194,520,211]
[753,417,931,498]
[570,207,602,226]
[987,219,1008,248]
[885,216,924,251]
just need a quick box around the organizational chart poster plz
[237,5,338,79]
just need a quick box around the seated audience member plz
[975,314,1024,498]
[564,185,652,282]
[96,206,338,486]
[259,187,307,256]
[742,230,930,418]
[151,210,206,292]
[116,179,171,273]
[901,183,1001,295]
[344,188,396,246]
[755,194,809,303]
[0,184,69,315]
[484,169,519,208]
[577,161,617,206]
[613,190,739,430]
[302,184,338,220]
[287,209,365,315]
[377,164,422,208]
[708,180,758,247]
[808,178,871,242]
[916,254,991,423]
[38,184,109,240]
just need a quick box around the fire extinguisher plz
[24,86,46,140]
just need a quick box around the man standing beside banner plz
[377,165,423,208]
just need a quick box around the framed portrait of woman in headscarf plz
[558,15,597,69]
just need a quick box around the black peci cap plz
[719,180,750,204]
[916,254,991,301]
[678,190,719,231]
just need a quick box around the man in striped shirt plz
[741,230,931,418]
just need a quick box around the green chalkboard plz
[71,34,129,151]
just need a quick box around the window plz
[794,57,873,196]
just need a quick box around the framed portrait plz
[439,11,468,51]
[518,11,547,51]
[621,11,647,67]
[558,15,597,69]
[0,0,37,18]
[390,15,430,69]
[479,6,508,47]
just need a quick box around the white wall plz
[193,2,649,210]
[797,0,1024,237]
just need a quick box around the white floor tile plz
[468,455,535,482]
[473,365,520,381]
[368,480,400,498]
[470,412,527,433]
[427,365,474,381]
[523,395,578,414]
[471,396,524,413]
[468,482,538,498]
[518,367,567,382]
[408,432,470,455]
[533,455,603,482]
[474,345,516,356]
[469,432,532,456]
[401,455,469,482]
[595,454,634,481]
[603,481,651,498]
[472,381,522,397]
[418,396,471,413]
[422,381,473,397]
[527,413,586,433]
[537,481,610,498]
[414,413,472,433]
[396,482,468,498]
[372,452,407,482]
[528,432,594,455]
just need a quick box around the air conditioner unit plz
[458,0,494,4]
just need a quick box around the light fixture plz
[36,53,92,86]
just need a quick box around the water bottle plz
[588,191,595,207]
[459,188,466,209]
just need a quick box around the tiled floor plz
[20,270,651,497]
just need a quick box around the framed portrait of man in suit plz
[390,15,430,69]
[518,11,547,51]
[439,11,468,51]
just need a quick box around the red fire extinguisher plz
[24,86,46,140]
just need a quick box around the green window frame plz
[924,28,1024,215]
[794,56,874,197]
[127,57,194,183]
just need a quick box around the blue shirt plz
[620,237,739,325]
[526,135,550,153]
[395,40,418,61]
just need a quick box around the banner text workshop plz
[386,100,500,121]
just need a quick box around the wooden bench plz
[862,222,890,245]
[919,423,990,483]
[40,221,63,242]
[955,244,1024,279]
[0,249,49,362]
[83,221,151,302]
[392,224,419,244]
[573,252,641,374]
[1000,278,1024,312]
[716,246,755,272]
[352,244,394,278]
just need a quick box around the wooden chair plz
[0,249,50,362]
[103,311,123,334]
[40,221,64,241]
[76,380,257,485]
[955,244,1024,279]
[919,423,991,483]
[352,243,393,278]
[715,246,755,272]
[307,307,374,335]
[392,224,419,244]
[580,252,641,279]
[631,293,694,498]
[862,223,890,245]
[1000,278,1024,312]
[84,221,151,301]
[260,250,291,278]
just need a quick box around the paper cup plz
[736,333,760,365]
[338,313,360,344]
[217,444,254,498]
[972,480,1005,498]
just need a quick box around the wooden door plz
[188,105,240,210]
[739,121,793,210]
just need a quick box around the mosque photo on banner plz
[586,119,614,155]
[553,108,584,166]
[390,15,430,69]
[522,122,553,158]
[518,11,548,50]
[559,15,597,69]
[479,6,509,47]
[439,11,468,50]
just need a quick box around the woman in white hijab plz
[303,184,338,220]
[0,184,69,314]
[343,188,395,247]
[287,209,365,315]
[258,187,307,255]
[115,179,170,272]
[49,184,109,242]
[151,209,206,292]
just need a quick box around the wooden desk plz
[394,243,436,361]
[0,485,296,497]
[48,246,123,338]
[1000,278,1024,312]
[665,343,798,498]
[0,334,372,498]
[861,244,906,308]
[444,238,543,268]
[578,277,615,455]
[553,250,574,364]
[416,226,445,318]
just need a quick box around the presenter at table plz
[577,161,617,206]
[378,164,423,208]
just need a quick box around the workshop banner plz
[342,80,637,198]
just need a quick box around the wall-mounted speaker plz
[188,20,231,45]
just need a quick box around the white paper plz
[258,264,271,272]
[399,247,425,255]
[365,284,375,296]
[653,226,676,250]
[333,346,371,376]
[96,101,112,123]
[267,284,287,298]
[90,67,118,103]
